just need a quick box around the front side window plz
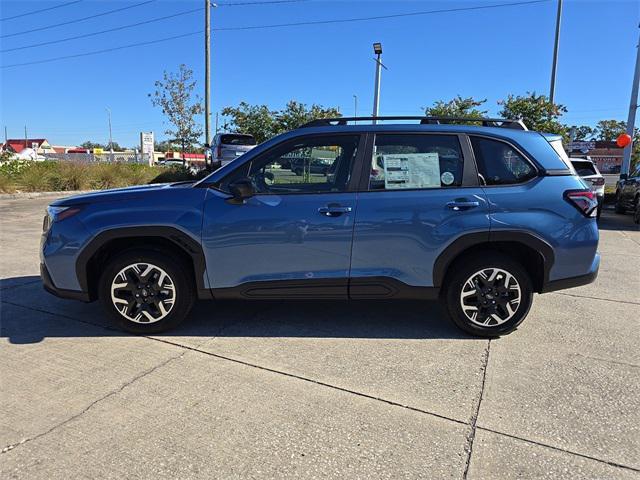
[223,135,359,194]
[470,137,536,185]
[369,134,464,190]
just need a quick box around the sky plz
[1,0,639,148]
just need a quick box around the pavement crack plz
[1,350,186,455]
[462,339,491,480]
[476,426,640,474]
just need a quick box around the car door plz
[622,166,640,205]
[349,132,490,296]
[202,133,365,298]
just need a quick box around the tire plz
[98,249,195,334]
[443,253,534,337]
[614,191,626,214]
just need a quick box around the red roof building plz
[2,138,53,154]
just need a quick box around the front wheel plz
[443,253,533,337]
[99,249,195,334]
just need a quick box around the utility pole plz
[621,23,640,178]
[353,94,358,117]
[105,108,113,152]
[24,126,27,150]
[549,0,563,104]
[215,112,219,133]
[204,0,212,148]
[372,42,383,124]
[4,126,7,145]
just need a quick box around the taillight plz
[564,190,598,217]
[591,177,605,186]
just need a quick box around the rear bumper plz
[540,253,600,293]
[41,263,91,302]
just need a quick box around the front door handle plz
[447,200,480,211]
[318,204,353,217]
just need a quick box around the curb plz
[0,190,94,200]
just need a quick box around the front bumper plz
[40,263,91,302]
[540,253,600,293]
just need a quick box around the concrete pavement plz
[1,194,638,479]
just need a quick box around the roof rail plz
[301,116,528,131]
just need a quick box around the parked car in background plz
[211,133,256,169]
[570,157,605,219]
[615,164,640,215]
[41,116,599,338]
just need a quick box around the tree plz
[498,92,567,136]
[568,125,596,141]
[149,64,203,156]
[424,96,487,119]
[221,102,277,144]
[80,141,106,150]
[221,100,341,143]
[594,120,627,141]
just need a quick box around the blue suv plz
[41,117,600,337]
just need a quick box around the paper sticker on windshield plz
[441,171,455,185]
[383,153,440,189]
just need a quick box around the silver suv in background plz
[571,157,605,219]
[211,133,256,168]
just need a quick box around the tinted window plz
[222,135,359,194]
[370,134,464,190]
[471,137,536,185]
[220,134,255,146]
[571,160,597,176]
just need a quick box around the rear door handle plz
[318,205,353,217]
[447,200,480,211]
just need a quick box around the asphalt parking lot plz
[1,193,639,479]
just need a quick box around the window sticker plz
[383,153,441,189]
[441,171,455,185]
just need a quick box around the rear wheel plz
[444,253,533,337]
[99,249,195,334]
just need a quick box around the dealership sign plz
[567,141,596,153]
[140,132,154,165]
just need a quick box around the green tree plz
[424,96,487,120]
[498,92,567,136]
[221,100,341,143]
[594,120,627,141]
[221,102,277,143]
[568,125,596,141]
[149,64,203,155]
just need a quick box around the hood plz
[51,181,195,207]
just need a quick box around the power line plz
[0,0,83,22]
[2,31,202,69]
[213,0,551,31]
[0,0,156,39]
[217,0,309,5]
[1,0,550,69]
[1,7,204,53]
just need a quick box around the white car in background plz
[570,157,605,219]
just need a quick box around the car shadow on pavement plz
[1,276,473,344]
[597,209,640,232]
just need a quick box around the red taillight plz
[591,177,605,186]
[565,190,598,217]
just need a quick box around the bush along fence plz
[0,160,199,194]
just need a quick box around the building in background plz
[567,141,623,174]
[1,138,53,155]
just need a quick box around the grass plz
[0,160,200,194]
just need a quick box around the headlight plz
[43,205,82,231]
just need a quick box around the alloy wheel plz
[110,263,176,323]
[459,267,521,327]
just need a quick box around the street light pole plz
[621,23,640,178]
[549,0,563,104]
[372,43,383,124]
[353,94,358,122]
[205,0,212,148]
[105,107,113,151]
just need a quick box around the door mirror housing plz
[228,177,255,203]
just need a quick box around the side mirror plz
[619,173,628,181]
[228,178,254,204]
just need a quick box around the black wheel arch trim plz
[75,226,209,301]
[432,230,555,290]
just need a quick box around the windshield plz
[571,160,597,177]
[220,134,256,146]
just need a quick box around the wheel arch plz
[433,231,554,293]
[76,226,209,301]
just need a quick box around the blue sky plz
[1,0,639,147]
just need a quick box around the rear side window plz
[470,137,536,185]
[220,134,255,146]
[571,160,597,176]
[370,134,464,190]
